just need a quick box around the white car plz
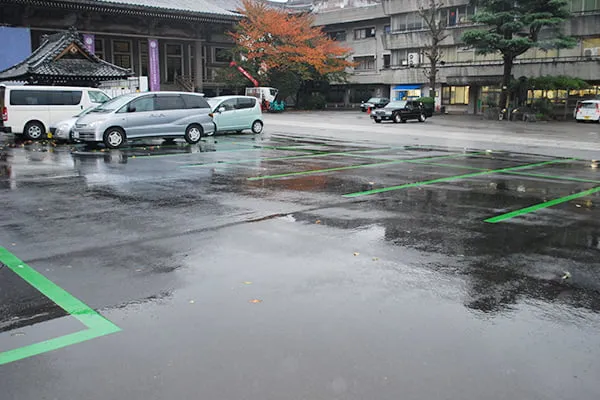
[0,85,110,140]
[50,106,98,142]
[575,100,600,123]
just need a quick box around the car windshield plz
[581,102,597,109]
[92,94,138,112]
[367,98,381,103]
[206,97,225,109]
[76,106,99,117]
[387,101,407,108]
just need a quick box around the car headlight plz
[87,120,104,129]
[56,123,70,132]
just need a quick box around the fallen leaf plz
[353,252,360,256]
[372,257,379,261]
[315,220,321,224]
[243,281,253,285]
[249,299,262,304]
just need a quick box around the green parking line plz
[247,152,485,181]
[485,186,600,223]
[502,171,600,185]
[180,149,396,169]
[342,158,575,198]
[407,161,488,171]
[0,248,120,365]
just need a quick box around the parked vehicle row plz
[1,84,265,149]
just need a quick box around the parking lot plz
[1,121,600,400]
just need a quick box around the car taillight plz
[1,106,7,122]
[596,103,600,112]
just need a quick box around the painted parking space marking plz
[485,186,600,223]
[247,152,485,181]
[0,248,120,366]
[342,159,575,198]
[180,148,400,168]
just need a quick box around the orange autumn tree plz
[230,0,353,83]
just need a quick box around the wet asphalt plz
[1,117,600,400]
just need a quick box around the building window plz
[391,12,423,32]
[165,43,183,83]
[113,40,132,70]
[354,27,376,40]
[328,30,347,41]
[213,47,231,63]
[383,54,391,69]
[442,86,470,105]
[139,40,148,77]
[570,0,600,12]
[391,49,420,66]
[384,25,391,34]
[354,56,375,71]
[95,39,104,60]
[443,5,476,27]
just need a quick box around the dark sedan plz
[370,100,427,123]
[360,97,389,112]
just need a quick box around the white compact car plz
[575,100,600,123]
[0,85,111,140]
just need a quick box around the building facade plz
[313,0,600,113]
[0,0,241,95]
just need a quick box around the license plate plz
[73,131,79,139]
[585,116,591,120]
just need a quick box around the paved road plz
[266,111,600,159]
[1,116,600,400]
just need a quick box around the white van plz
[0,85,111,140]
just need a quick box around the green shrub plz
[416,96,435,105]
[299,93,326,110]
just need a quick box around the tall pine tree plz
[462,0,575,110]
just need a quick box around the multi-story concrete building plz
[313,0,600,114]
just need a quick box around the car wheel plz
[24,121,45,140]
[418,113,426,122]
[251,120,264,134]
[374,119,382,123]
[184,124,203,144]
[393,113,402,123]
[103,127,125,149]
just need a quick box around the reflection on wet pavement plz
[1,132,599,399]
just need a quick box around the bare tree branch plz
[417,0,448,98]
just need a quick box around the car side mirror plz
[128,105,136,113]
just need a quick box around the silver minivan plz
[73,92,215,148]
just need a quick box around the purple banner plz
[82,34,95,54]
[148,39,160,91]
